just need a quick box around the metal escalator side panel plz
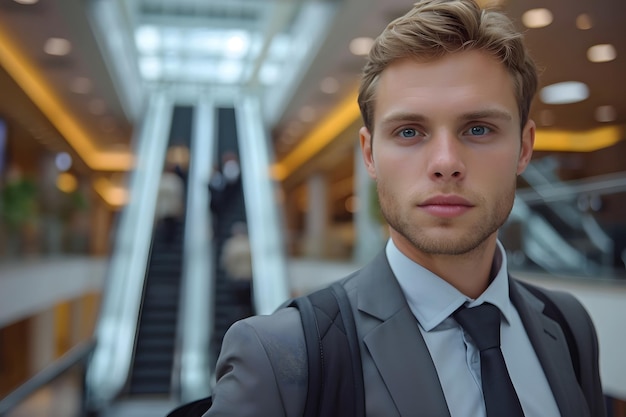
[235,96,290,315]
[86,91,175,410]
[178,97,216,402]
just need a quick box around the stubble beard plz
[376,178,516,256]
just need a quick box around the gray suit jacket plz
[205,251,605,417]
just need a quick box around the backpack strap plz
[519,281,606,416]
[168,282,366,417]
[519,281,581,383]
[290,282,365,417]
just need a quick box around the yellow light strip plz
[93,177,128,208]
[0,27,133,171]
[534,125,624,152]
[271,89,361,181]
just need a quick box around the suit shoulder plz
[211,308,308,416]
[227,307,305,351]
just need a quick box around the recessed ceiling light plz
[70,77,92,94]
[13,0,39,4]
[349,37,374,56]
[320,77,339,94]
[576,14,593,30]
[521,8,553,29]
[56,172,78,193]
[44,37,72,56]
[55,152,72,171]
[281,134,297,145]
[595,105,617,122]
[226,34,248,56]
[135,26,160,54]
[286,121,303,137]
[540,81,589,105]
[299,106,316,123]
[587,44,616,63]
[88,99,106,115]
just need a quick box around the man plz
[205,0,605,416]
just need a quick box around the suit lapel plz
[356,253,451,417]
[510,279,589,417]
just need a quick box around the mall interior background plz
[0,0,625,416]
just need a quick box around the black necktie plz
[453,303,525,417]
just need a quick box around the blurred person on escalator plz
[155,164,185,244]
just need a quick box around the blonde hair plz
[358,0,538,132]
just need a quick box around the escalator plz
[127,218,184,394]
[86,96,289,414]
[125,105,193,397]
[503,156,614,275]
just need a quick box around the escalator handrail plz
[518,170,626,205]
[235,95,290,315]
[177,96,216,402]
[85,90,174,409]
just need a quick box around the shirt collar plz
[386,239,512,332]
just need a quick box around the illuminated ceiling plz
[0,0,624,200]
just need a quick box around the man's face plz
[360,50,534,261]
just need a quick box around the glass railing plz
[502,167,626,280]
[0,340,95,417]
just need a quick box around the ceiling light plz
[540,81,589,104]
[320,77,339,94]
[576,14,593,30]
[349,37,374,56]
[57,172,78,193]
[595,105,617,123]
[299,106,316,123]
[286,121,304,136]
[281,134,297,145]
[259,63,280,85]
[139,56,162,80]
[70,77,92,94]
[88,99,106,115]
[13,0,39,4]
[135,26,160,53]
[587,44,616,63]
[226,35,247,55]
[44,37,72,56]
[55,152,72,172]
[521,8,553,29]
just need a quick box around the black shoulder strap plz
[519,281,581,385]
[167,283,365,417]
[290,282,365,417]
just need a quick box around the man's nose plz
[427,132,466,181]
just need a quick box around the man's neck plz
[391,234,498,299]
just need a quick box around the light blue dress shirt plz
[386,239,561,417]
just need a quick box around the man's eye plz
[468,126,491,135]
[399,128,417,138]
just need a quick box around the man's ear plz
[517,119,535,175]
[359,126,377,179]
